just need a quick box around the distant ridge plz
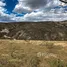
[0,21,67,40]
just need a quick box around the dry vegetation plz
[0,40,67,67]
[0,22,67,40]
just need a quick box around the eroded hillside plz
[0,22,67,40]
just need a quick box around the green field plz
[0,40,67,67]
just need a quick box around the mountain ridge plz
[0,21,67,40]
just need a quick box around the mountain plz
[0,21,67,40]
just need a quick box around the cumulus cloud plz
[12,0,66,22]
[0,1,6,6]
[23,0,48,9]
[9,0,67,22]
[0,0,15,22]
[0,0,67,22]
[13,0,62,13]
[13,0,53,13]
[21,9,67,21]
[13,3,32,13]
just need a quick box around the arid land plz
[0,22,67,67]
[0,40,67,67]
[0,21,67,40]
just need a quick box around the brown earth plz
[0,21,67,40]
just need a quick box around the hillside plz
[0,21,67,40]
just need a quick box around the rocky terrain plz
[0,21,67,40]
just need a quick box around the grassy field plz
[0,40,67,67]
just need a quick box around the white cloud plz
[0,1,16,22]
[13,0,62,13]
[0,0,67,22]
[0,1,6,6]
[13,0,32,13]
[13,3,32,13]
[13,0,52,13]
[21,10,67,21]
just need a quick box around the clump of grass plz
[49,59,67,67]
[45,42,63,53]
[45,42,54,49]
[9,43,26,59]
[0,57,9,67]
[0,64,2,67]
[29,56,40,67]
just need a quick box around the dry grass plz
[0,40,67,67]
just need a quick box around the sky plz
[0,0,67,22]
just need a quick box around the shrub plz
[45,42,54,49]
[29,56,40,67]
[49,59,66,67]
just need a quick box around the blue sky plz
[0,0,67,22]
[4,0,18,12]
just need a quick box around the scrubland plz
[0,40,67,67]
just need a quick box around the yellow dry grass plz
[0,39,67,67]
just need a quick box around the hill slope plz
[0,22,67,40]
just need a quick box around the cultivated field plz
[0,40,67,67]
